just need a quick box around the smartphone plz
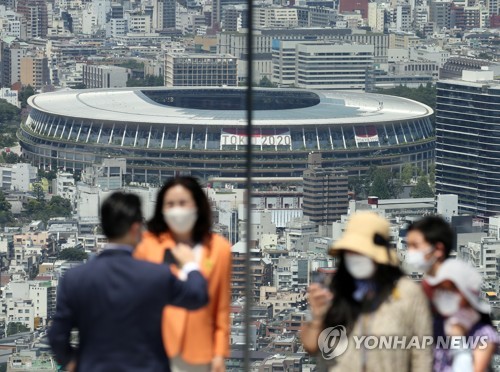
[163,250,179,267]
[311,271,327,286]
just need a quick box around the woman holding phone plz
[135,176,232,372]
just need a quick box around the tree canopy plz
[411,176,434,198]
[24,194,72,223]
[6,322,30,336]
[19,85,35,109]
[0,190,13,226]
[126,75,164,87]
[349,166,402,200]
[0,99,21,149]
[58,247,88,261]
[377,84,436,111]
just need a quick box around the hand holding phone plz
[170,243,196,268]
[163,250,179,267]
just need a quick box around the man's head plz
[406,216,454,275]
[101,192,143,247]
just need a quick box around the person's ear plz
[434,242,445,260]
[130,222,141,236]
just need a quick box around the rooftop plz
[28,87,433,127]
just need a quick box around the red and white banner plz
[355,126,379,143]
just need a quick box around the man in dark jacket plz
[48,192,208,372]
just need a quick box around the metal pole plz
[244,2,254,369]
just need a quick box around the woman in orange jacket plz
[134,176,232,372]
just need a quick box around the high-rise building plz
[1,42,27,88]
[162,0,176,29]
[395,4,412,31]
[20,55,50,90]
[429,0,452,30]
[436,69,500,217]
[164,53,237,87]
[16,0,48,38]
[303,153,348,225]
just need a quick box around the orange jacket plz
[134,231,232,364]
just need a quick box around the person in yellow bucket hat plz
[301,211,433,372]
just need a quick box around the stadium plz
[18,87,434,183]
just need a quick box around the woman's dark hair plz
[147,176,212,243]
[324,253,404,334]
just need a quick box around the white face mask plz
[163,207,198,235]
[406,248,436,273]
[433,290,462,317]
[344,253,376,279]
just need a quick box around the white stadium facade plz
[18,87,434,183]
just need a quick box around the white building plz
[368,2,387,33]
[410,46,450,68]
[128,14,151,33]
[5,299,34,331]
[437,194,459,222]
[106,18,128,38]
[28,280,56,326]
[0,163,37,192]
[54,172,76,207]
[82,65,129,88]
[285,217,317,251]
[165,53,238,87]
[460,238,500,281]
[272,41,374,91]
[254,7,298,28]
[238,208,276,244]
[0,88,19,107]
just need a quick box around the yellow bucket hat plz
[329,211,399,266]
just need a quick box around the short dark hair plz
[147,176,212,243]
[407,216,454,258]
[101,192,143,240]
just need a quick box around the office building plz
[273,41,374,91]
[165,53,237,87]
[436,69,500,216]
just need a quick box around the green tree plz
[58,247,88,261]
[19,85,35,109]
[38,169,57,181]
[0,190,13,226]
[47,196,72,217]
[6,322,30,336]
[429,163,436,185]
[258,76,277,87]
[72,83,87,89]
[32,182,45,202]
[411,176,434,198]
[401,164,415,184]
[126,74,164,87]
[1,151,20,164]
[116,60,144,70]
[369,168,392,199]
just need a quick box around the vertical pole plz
[244,2,254,369]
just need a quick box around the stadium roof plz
[28,87,433,126]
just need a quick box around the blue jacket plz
[48,247,208,372]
